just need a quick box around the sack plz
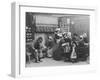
[39,50,43,58]
[47,48,53,57]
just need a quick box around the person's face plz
[80,37,83,41]
[37,38,42,43]
[67,33,71,38]
[39,39,43,43]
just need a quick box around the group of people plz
[53,28,89,62]
[26,28,89,63]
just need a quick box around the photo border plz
[11,2,97,78]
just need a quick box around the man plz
[34,37,43,63]
[54,28,62,44]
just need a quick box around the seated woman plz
[52,38,64,60]
[77,33,89,61]
[45,36,54,58]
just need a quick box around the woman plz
[62,32,72,62]
[77,33,89,61]
[52,38,64,60]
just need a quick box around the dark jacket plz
[34,41,41,50]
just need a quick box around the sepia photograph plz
[25,12,90,67]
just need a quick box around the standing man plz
[54,28,62,44]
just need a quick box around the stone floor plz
[26,58,89,67]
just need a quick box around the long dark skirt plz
[52,44,64,60]
[76,46,89,61]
